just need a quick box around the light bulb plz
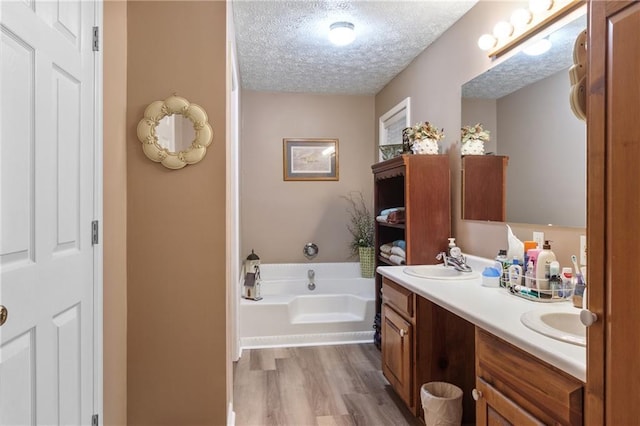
[329,21,355,46]
[511,8,533,29]
[493,21,514,39]
[477,34,497,51]
[529,0,554,14]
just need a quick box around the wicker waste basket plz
[420,382,463,426]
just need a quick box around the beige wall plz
[240,91,375,263]
[126,1,227,424]
[376,1,585,264]
[103,1,128,424]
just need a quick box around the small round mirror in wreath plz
[136,95,213,169]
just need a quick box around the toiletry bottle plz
[448,238,461,258]
[495,249,509,288]
[525,260,535,288]
[523,240,537,272]
[508,257,523,289]
[525,248,540,288]
[535,240,556,290]
[548,260,562,297]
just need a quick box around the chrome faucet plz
[436,251,473,273]
[307,269,316,290]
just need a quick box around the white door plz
[1,1,99,424]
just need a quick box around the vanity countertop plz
[377,258,586,382]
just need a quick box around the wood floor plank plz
[234,343,419,426]
[292,346,349,417]
[316,414,356,426]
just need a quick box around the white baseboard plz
[240,331,374,349]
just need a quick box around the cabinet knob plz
[472,388,482,401]
[580,309,598,327]
[400,329,407,338]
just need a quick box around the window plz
[378,97,411,161]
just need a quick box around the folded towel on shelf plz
[380,244,393,254]
[389,254,406,265]
[376,215,388,223]
[391,246,406,258]
[387,210,405,224]
[392,240,406,250]
[379,207,405,216]
[380,252,390,260]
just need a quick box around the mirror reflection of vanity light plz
[523,38,552,56]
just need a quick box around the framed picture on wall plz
[283,138,339,181]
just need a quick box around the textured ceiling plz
[233,0,478,95]
[462,13,587,99]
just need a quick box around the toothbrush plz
[571,255,585,285]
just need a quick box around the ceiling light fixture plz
[329,21,355,46]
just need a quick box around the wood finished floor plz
[233,344,422,426]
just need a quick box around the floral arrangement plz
[342,191,374,256]
[461,123,490,144]
[405,121,445,143]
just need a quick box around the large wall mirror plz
[461,11,586,228]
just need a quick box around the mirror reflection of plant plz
[461,123,490,144]
[405,121,445,143]
[342,191,374,256]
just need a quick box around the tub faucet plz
[436,251,473,273]
[308,269,316,291]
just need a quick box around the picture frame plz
[283,138,339,181]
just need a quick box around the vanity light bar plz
[481,0,584,58]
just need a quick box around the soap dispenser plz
[447,238,461,258]
[535,241,556,290]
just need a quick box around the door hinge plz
[92,26,99,51]
[92,414,99,426]
[92,220,99,245]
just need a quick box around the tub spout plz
[308,269,316,290]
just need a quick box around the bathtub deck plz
[233,343,422,426]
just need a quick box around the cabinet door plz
[475,378,543,426]
[381,304,413,407]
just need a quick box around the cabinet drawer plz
[382,277,413,317]
[476,328,583,426]
[476,377,543,426]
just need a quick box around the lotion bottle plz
[535,240,556,290]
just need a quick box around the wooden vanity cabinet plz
[381,277,475,422]
[475,328,583,426]
[461,155,508,222]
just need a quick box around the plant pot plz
[358,246,375,278]
[461,139,485,155]
[411,138,439,155]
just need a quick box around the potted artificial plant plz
[460,123,490,155]
[405,121,445,155]
[343,191,375,278]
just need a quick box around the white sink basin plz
[520,310,586,347]
[403,264,480,280]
